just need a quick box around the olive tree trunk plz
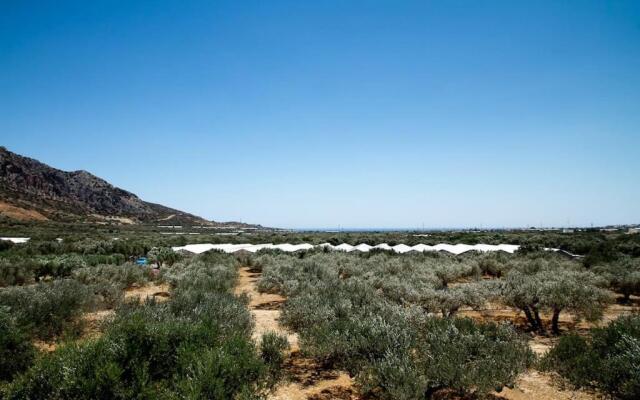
[551,308,562,335]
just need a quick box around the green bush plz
[161,251,238,293]
[0,258,34,286]
[72,263,151,288]
[3,315,267,399]
[0,307,36,381]
[361,318,533,399]
[259,331,290,381]
[0,279,93,339]
[175,336,268,400]
[2,252,282,399]
[542,314,640,399]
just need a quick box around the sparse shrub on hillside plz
[542,314,640,399]
[0,307,36,382]
[0,279,93,339]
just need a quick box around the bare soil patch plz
[0,201,48,221]
[124,282,171,303]
[33,340,57,353]
[495,371,600,400]
[81,309,115,339]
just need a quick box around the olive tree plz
[422,281,490,317]
[147,246,179,268]
[537,269,611,334]
[501,265,611,334]
[430,260,476,289]
[595,258,640,303]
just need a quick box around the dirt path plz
[235,267,357,400]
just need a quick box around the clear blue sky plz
[2,1,639,229]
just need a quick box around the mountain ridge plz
[0,146,262,228]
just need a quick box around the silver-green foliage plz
[501,258,612,334]
[255,252,532,398]
[0,279,93,339]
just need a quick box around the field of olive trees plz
[0,238,289,399]
[1,228,639,399]
[253,248,640,399]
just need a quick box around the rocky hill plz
[0,147,260,228]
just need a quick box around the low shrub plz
[0,279,93,339]
[3,314,269,399]
[2,251,285,399]
[542,314,640,399]
[147,246,181,267]
[161,251,238,293]
[0,258,34,286]
[361,318,533,399]
[72,263,151,288]
[0,307,36,381]
[259,331,290,381]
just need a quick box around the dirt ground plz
[0,201,48,221]
[124,282,171,302]
[495,371,602,400]
[81,309,115,339]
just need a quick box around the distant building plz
[562,228,574,233]
[628,227,640,235]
